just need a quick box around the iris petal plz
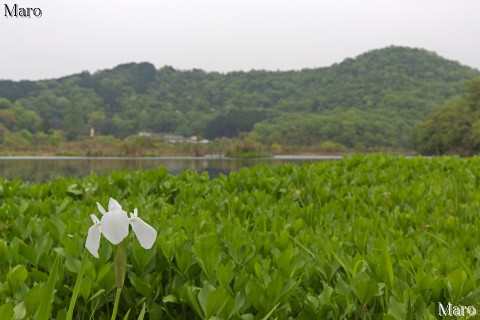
[129,216,157,249]
[96,203,107,215]
[86,223,101,258]
[101,210,130,245]
[108,198,122,212]
[90,213,100,223]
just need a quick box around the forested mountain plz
[0,46,478,150]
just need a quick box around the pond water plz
[0,155,342,182]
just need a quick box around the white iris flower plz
[86,198,157,258]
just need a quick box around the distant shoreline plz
[0,154,345,160]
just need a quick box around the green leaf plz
[387,297,406,320]
[14,302,26,320]
[459,286,480,306]
[24,284,45,317]
[260,302,280,320]
[19,241,38,266]
[137,303,146,320]
[163,295,178,304]
[216,261,234,287]
[35,255,60,320]
[178,284,203,318]
[88,289,106,302]
[245,278,266,313]
[193,235,222,278]
[198,281,215,317]
[0,302,14,320]
[0,239,8,265]
[67,183,83,196]
[129,274,153,297]
[66,251,88,320]
[206,287,234,319]
[379,233,395,287]
[122,308,131,320]
[447,269,467,302]
[351,272,380,305]
[8,264,28,290]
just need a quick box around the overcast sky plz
[1,0,479,81]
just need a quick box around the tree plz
[463,77,480,110]
[204,109,267,139]
[413,77,480,155]
[64,104,86,140]
[11,101,42,132]
[88,111,110,135]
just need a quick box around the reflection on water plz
[0,156,341,182]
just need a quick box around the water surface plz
[0,155,342,182]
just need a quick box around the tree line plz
[0,46,478,152]
[413,77,480,155]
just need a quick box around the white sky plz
[1,0,479,80]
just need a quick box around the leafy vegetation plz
[413,77,480,155]
[0,46,478,152]
[1,155,480,318]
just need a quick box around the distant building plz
[138,132,153,137]
[164,134,185,143]
[140,133,210,144]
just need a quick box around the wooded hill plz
[0,46,478,151]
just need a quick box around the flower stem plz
[110,287,122,320]
[111,241,127,319]
[114,240,127,289]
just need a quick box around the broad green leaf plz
[0,302,14,320]
[446,269,467,302]
[14,302,26,320]
[387,297,406,320]
[206,287,234,319]
[8,265,28,290]
[24,284,45,317]
[177,284,203,317]
[198,281,215,317]
[217,261,234,287]
[351,272,380,305]
[18,241,37,266]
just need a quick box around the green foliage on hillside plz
[413,77,480,155]
[0,46,478,150]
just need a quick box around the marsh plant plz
[2,156,480,318]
